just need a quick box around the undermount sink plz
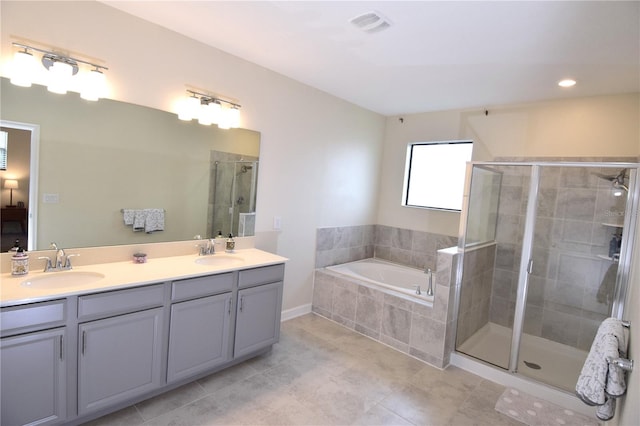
[21,271,105,289]
[194,255,244,266]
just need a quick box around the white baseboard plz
[281,303,312,322]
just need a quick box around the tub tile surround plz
[456,243,496,347]
[312,225,457,368]
[315,224,457,271]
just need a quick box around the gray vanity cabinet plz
[167,293,232,382]
[234,265,284,358]
[0,328,67,426]
[77,285,165,415]
[1,299,67,426]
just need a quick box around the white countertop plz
[0,248,287,307]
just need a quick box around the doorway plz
[0,120,39,251]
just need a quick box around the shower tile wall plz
[490,163,627,351]
[315,224,457,270]
[456,243,497,346]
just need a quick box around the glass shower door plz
[517,165,630,391]
[455,164,531,369]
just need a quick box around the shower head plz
[594,168,628,195]
[240,165,253,173]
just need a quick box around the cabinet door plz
[1,328,66,426]
[78,308,163,415]
[234,281,283,358]
[167,293,232,383]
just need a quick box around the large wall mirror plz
[0,78,260,251]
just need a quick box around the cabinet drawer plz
[1,299,66,336]
[78,284,165,320]
[238,264,285,289]
[171,273,234,301]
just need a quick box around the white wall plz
[0,1,385,311]
[378,94,640,237]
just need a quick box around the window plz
[0,131,7,171]
[402,140,472,211]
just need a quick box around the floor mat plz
[495,388,599,426]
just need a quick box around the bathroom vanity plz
[0,249,286,425]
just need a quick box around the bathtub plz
[326,258,434,303]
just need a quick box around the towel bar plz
[607,357,634,372]
[120,208,166,212]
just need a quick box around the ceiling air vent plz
[349,11,392,34]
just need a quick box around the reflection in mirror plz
[209,152,259,238]
[0,78,260,251]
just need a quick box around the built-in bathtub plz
[312,257,452,367]
[326,258,434,304]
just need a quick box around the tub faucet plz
[425,268,434,297]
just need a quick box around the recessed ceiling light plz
[558,79,577,88]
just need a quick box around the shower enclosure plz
[209,159,258,238]
[454,161,638,392]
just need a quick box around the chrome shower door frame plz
[455,160,639,376]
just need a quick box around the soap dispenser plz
[226,233,235,253]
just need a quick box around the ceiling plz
[102,1,640,116]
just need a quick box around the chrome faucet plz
[425,268,434,297]
[55,247,66,269]
[195,236,218,256]
[38,242,76,272]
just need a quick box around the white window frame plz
[402,140,473,211]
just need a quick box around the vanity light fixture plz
[9,42,108,100]
[177,90,241,129]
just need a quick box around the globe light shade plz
[80,69,107,101]
[10,50,37,87]
[47,61,73,94]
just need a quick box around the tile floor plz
[85,314,521,426]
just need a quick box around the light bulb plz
[198,102,213,126]
[80,68,107,101]
[209,101,222,125]
[10,50,37,87]
[177,95,200,121]
[558,79,576,88]
[217,107,232,129]
[228,107,240,128]
[47,61,73,94]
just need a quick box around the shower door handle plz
[527,259,533,274]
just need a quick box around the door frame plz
[0,120,40,250]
